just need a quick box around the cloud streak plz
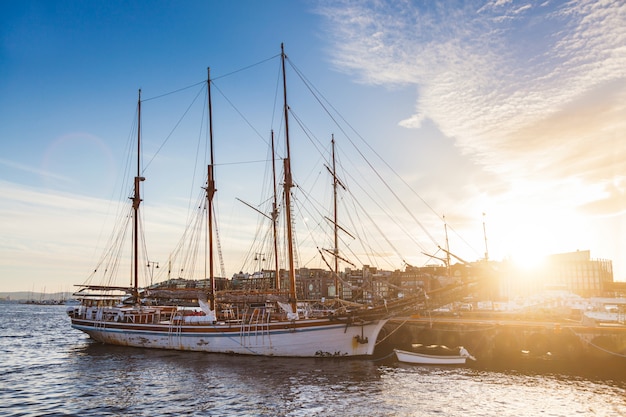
[316,0,626,217]
[0,157,73,183]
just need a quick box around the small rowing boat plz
[394,345,476,365]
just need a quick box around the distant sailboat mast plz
[482,212,489,262]
[444,215,451,277]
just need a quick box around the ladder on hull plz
[240,307,272,349]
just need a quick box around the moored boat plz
[67,44,421,357]
[394,346,476,365]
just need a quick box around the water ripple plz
[1,304,625,416]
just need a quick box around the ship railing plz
[241,307,272,346]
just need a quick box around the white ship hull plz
[70,316,387,357]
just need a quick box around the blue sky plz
[1,0,625,293]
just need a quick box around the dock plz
[381,312,626,363]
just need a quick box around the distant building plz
[606,280,626,297]
[342,266,370,303]
[545,250,613,297]
[496,250,614,299]
[388,250,617,302]
[299,268,331,300]
[211,249,617,304]
[395,265,446,294]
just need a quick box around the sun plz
[493,212,553,272]
[510,246,547,271]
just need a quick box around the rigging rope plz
[286,58,443,249]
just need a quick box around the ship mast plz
[132,89,145,302]
[271,130,280,290]
[444,215,451,277]
[207,68,217,311]
[281,43,297,315]
[482,212,489,262]
[332,135,340,298]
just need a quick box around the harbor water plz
[1,304,625,416]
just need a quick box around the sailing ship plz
[67,44,421,357]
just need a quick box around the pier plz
[381,313,626,363]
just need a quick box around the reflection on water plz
[1,304,625,416]
[67,344,387,416]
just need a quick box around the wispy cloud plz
[0,179,272,290]
[0,157,73,183]
[316,0,626,216]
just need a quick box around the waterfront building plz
[545,250,613,297]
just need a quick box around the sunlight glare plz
[510,246,547,271]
